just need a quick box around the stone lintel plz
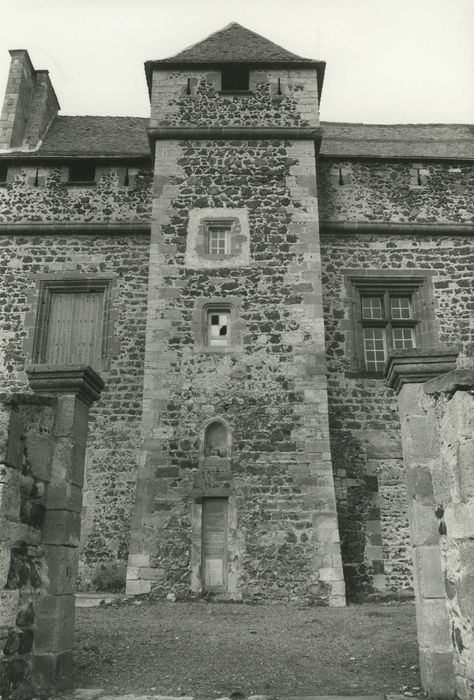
[424,368,474,396]
[26,365,104,406]
[384,348,459,395]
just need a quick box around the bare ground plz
[72,599,421,697]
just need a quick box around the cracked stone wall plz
[321,233,474,597]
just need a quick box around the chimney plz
[0,50,60,150]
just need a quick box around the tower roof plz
[155,22,321,64]
[145,22,325,99]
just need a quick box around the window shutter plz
[44,292,103,368]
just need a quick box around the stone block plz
[44,545,78,595]
[139,567,165,581]
[0,403,23,469]
[127,553,150,567]
[0,465,21,521]
[457,439,474,499]
[45,482,83,513]
[42,510,81,547]
[402,415,436,462]
[32,649,73,693]
[405,466,434,501]
[0,547,11,588]
[416,598,451,650]
[34,594,75,653]
[0,589,19,628]
[414,546,445,599]
[25,432,53,481]
[408,502,439,546]
[418,647,455,698]
[125,579,151,596]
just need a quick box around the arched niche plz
[203,419,231,459]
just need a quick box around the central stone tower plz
[127,22,345,605]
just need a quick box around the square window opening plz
[207,308,230,347]
[68,162,96,183]
[221,65,249,91]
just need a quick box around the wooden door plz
[201,498,228,591]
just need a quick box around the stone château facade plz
[0,23,473,604]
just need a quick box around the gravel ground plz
[72,599,420,697]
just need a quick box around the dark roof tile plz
[155,22,319,64]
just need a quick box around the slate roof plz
[152,22,319,64]
[1,117,473,161]
[320,123,474,159]
[0,116,150,159]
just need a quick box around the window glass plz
[361,297,383,320]
[207,226,230,256]
[363,327,387,372]
[392,327,415,349]
[390,297,412,319]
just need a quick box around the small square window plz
[207,225,231,256]
[68,162,96,183]
[221,65,249,91]
[208,310,230,346]
[392,327,415,349]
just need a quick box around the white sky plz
[0,0,473,124]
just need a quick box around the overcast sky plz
[0,0,473,124]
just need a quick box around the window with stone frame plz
[31,278,115,370]
[347,274,437,375]
[207,308,231,347]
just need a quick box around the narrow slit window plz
[0,163,8,184]
[208,310,230,346]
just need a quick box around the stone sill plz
[194,345,242,354]
[65,181,97,187]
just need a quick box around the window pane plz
[208,226,230,255]
[392,327,415,349]
[208,310,229,346]
[363,327,387,372]
[390,297,412,319]
[361,297,383,319]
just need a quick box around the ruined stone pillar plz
[25,365,104,695]
[385,348,458,698]
[423,369,474,700]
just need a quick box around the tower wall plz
[128,63,345,603]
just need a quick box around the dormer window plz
[221,65,249,92]
[68,162,96,184]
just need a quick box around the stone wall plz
[424,371,474,699]
[0,231,150,590]
[0,394,56,699]
[0,368,103,698]
[127,135,345,604]
[0,164,152,224]
[150,67,320,129]
[318,160,474,225]
[321,233,473,597]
